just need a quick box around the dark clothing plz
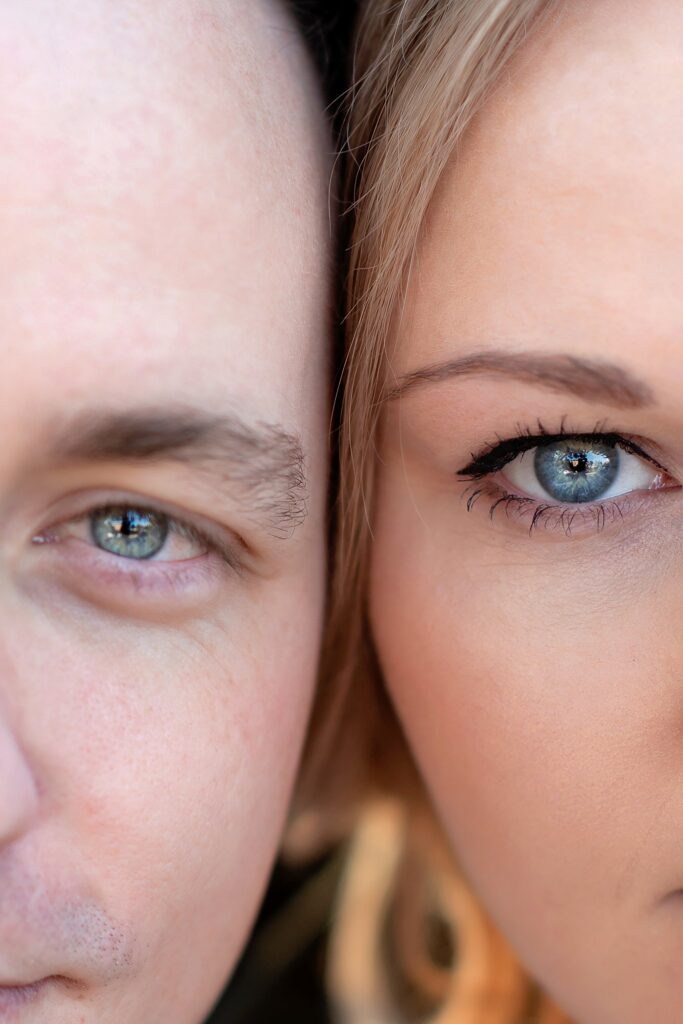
[205,856,339,1024]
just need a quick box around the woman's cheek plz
[369,467,683,1012]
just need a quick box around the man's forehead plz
[0,0,330,510]
[0,0,321,217]
[0,0,329,401]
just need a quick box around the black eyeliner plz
[457,430,665,480]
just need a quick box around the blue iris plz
[534,441,619,503]
[91,507,168,559]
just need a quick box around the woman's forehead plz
[394,0,683,392]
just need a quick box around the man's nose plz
[0,708,39,845]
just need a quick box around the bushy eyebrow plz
[47,407,307,536]
[385,350,655,408]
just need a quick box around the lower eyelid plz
[26,496,249,614]
[460,478,679,537]
[31,534,236,613]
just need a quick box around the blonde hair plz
[294,2,575,1022]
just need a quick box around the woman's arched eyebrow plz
[45,407,307,537]
[384,351,655,408]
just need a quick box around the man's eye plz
[503,440,662,504]
[42,504,210,562]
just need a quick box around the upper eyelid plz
[34,494,243,560]
[457,432,667,479]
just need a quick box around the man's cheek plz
[9,611,234,829]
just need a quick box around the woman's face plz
[370,2,683,1020]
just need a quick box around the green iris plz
[90,507,168,560]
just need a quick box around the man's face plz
[0,1,329,1021]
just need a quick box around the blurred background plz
[208,853,344,1022]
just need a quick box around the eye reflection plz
[91,507,169,560]
[533,441,618,503]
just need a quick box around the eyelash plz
[456,419,672,536]
[462,487,631,535]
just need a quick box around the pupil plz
[566,452,588,473]
[121,512,136,535]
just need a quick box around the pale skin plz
[370,1,683,1021]
[0,1,329,1022]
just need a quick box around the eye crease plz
[457,425,679,536]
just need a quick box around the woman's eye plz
[503,440,662,504]
[46,505,208,562]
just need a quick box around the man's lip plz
[0,857,134,987]
[0,976,49,988]
[0,981,46,989]
[0,977,68,993]
[0,979,54,1012]
[0,978,55,991]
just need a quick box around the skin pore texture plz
[369,1,683,1021]
[0,1,329,1022]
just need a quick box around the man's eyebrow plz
[385,350,655,408]
[47,407,307,536]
